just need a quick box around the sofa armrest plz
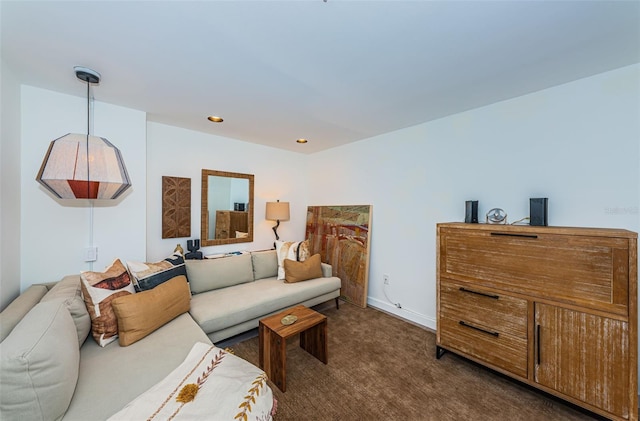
[320,262,333,278]
[0,285,49,342]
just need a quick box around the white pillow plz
[0,300,80,420]
[275,240,310,280]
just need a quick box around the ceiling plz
[2,1,639,154]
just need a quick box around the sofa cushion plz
[0,284,48,342]
[275,240,310,280]
[63,313,212,421]
[284,254,323,283]
[186,253,254,294]
[41,275,91,347]
[190,276,341,334]
[127,252,187,292]
[80,259,136,347]
[0,300,79,421]
[107,342,273,420]
[251,249,278,280]
[111,275,191,346]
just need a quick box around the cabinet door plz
[535,303,630,419]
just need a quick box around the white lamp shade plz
[265,201,290,221]
[36,133,131,199]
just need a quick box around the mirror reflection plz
[201,169,254,247]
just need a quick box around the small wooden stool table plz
[259,305,328,392]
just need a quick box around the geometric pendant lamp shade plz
[36,66,131,200]
[36,132,131,200]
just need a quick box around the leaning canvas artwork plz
[305,205,372,308]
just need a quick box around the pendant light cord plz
[86,79,94,270]
[89,200,94,271]
[86,80,90,199]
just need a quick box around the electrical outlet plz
[383,274,390,285]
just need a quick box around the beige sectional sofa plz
[187,249,341,342]
[0,248,341,420]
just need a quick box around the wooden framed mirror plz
[201,169,254,247]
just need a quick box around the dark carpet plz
[231,302,609,421]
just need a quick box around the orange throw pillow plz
[111,275,191,346]
[283,254,323,283]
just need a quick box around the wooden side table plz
[259,305,328,392]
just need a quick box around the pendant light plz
[36,66,131,200]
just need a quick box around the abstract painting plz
[305,205,372,308]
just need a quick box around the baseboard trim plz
[367,297,436,331]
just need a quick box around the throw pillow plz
[284,254,323,283]
[127,251,187,292]
[235,231,249,238]
[111,275,191,346]
[80,259,136,347]
[0,300,80,421]
[40,275,91,347]
[275,240,310,280]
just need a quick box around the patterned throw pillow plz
[127,252,187,292]
[80,259,136,347]
[275,240,310,280]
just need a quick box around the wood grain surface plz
[436,223,637,421]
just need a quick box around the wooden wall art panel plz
[162,176,191,238]
[306,205,372,308]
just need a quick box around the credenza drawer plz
[440,280,527,338]
[439,227,630,316]
[438,315,528,378]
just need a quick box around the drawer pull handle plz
[536,324,541,365]
[490,232,538,239]
[459,287,499,300]
[459,320,499,337]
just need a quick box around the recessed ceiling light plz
[207,116,223,123]
[296,138,308,144]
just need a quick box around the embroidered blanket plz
[108,342,274,421]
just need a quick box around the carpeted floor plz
[229,302,617,421]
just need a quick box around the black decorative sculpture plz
[185,239,203,260]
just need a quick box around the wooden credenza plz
[436,222,637,421]
[215,210,248,239]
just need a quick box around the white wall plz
[307,64,640,330]
[4,63,639,386]
[0,58,22,310]
[19,86,147,288]
[146,122,309,262]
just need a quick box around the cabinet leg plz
[436,345,447,359]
